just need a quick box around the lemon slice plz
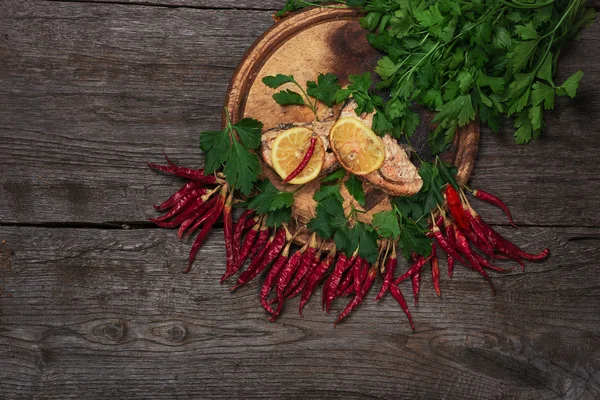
[330,117,385,175]
[271,127,325,185]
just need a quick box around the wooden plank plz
[0,227,600,399]
[0,225,599,399]
[1,0,600,226]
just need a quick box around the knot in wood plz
[102,320,126,342]
[166,324,187,342]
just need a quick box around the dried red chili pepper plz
[232,227,285,289]
[148,153,209,181]
[237,217,263,268]
[181,197,219,238]
[250,223,270,260]
[154,181,203,211]
[431,223,469,271]
[232,210,255,258]
[472,252,515,273]
[454,228,496,295]
[220,191,236,284]
[151,194,216,230]
[283,234,318,299]
[446,185,469,230]
[412,269,421,306]
[443,218,456,278]
[259,231,294,316]
[394,253,430,284]
[282,134,317,183]
[389,283,415,332]
[335,264,377,326]
[185,185,227,273]
[375,242,397,301]
[431,243,441,297]
[299,246,337,316]
[325,248,358,313]
[269,243,308,320]
[152,188,208,222]
[472,189,517,227]
[334,257,362,299]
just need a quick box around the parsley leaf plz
[246,180,294,227]
[273,89,305,106]
[556,71,584,98]
[372,210,400,240]
[344,174,366,206]
[306,73,341,107]
[262,74,295,89]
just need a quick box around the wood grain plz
[1,0,599,227]
[0,226,599,399]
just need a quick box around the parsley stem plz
[499,0,555,9]
[292,79,319,121]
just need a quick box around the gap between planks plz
[42,0,282,12]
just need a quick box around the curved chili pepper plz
[335,264,377,327]
[325,249,358,313]
[473,189,516,227]
[154,181,203,211]
[283,234,318,299]
[412,269,421,306]
[375,243,397,301]
[269,245,307,320]
[335,257,362,299]
[394,253,430,285]
[232,210,255,258]
[389,283,415,332]
[299,246,337,316]
[220,191,236,284]
[148,153,209,181]
[472,252,515,273]
[237,218,262,268]
[463,207,494,258]
[454,228,496,295]
[151,194,216,230]
[181,200,219,239]
[153,188,208,221]
[260,234,293,316]
[250,224,270,260]
[322,253,346,311]
[443,218,456,278]
[283,135,317,184]
[431,223,470,271]
[431,243,441,297]
[232,227,285,289]
[185,185,227,273]
[446,185,469,230]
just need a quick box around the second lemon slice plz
[330,117,385,175]
[271,127,325,185]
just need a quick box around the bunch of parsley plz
[277,0,596,152]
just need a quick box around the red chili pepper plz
[463,207,494,258]
[389,283,415,332]
[473,189,517,227]
[185,185,227,273]
[269,244,307,320]
[322,253,346,311]
[412,270,421,306]
[232,210,255,258]
[220,191,236,284]
[283,234,318,299]
[454,228,496,295]
[443,218,456,278]
[473,210,549,265]
[283,134,317,184]
[232,227,286,289]
[154,181,203,211]
[152,188,208,221]
[472,252,515,273]
[260,233,293,316]
[325,249,358,313]
[431,243,441,297]
[394,253,430,284]
[250,224,270,260]
[431,223,470,271]
[375,243,397,301]
[299,246,337,316]
[181,199,219,239]
[335,257,362,299]
[237,218,262,268]
[151,194,216,230]
[335,264,377,327]
[148,153,209,181]
[446,185,469,230]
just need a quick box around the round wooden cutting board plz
[223,7,479,246]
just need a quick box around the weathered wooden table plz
[1,1,599,399]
